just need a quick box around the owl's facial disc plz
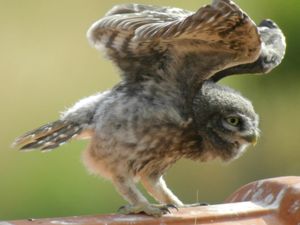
[204,112,259,161]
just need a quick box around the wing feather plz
[211,19,286,82]
[87,0,261,85]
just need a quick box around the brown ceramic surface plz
[3,176,300,225]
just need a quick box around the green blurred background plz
[1,0,299,221]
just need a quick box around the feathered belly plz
[82,125,201,180]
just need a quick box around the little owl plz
[13,0,285,216]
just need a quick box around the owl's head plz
[192,81,259,161]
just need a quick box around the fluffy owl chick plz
[12,0,266,217]
[13,81,259,216]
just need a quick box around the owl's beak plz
[243,132,258,146]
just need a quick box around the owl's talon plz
[182,202,209,208]
[162,207,171,214]
[118,204,175,217]
[117,205,127,212]
[166,204,179,211]
[199,202,209,206]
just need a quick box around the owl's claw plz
[182,202,209,207]
[166,204,179,211]
[118,203,176,217]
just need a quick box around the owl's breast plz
[87,118,203,180]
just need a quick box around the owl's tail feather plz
[12,120,83,151]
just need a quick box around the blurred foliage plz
[0,0,300,221]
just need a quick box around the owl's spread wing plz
[210,19,286,82]
[87,0,261,85]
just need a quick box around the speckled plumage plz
[13,0,285,217]
[87,0,261,97]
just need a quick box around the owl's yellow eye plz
[226,117,240,126]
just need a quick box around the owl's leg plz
[112,176,174,217]
[141,175,183,207]
[141,176,208,208]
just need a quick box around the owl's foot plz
[118,203,177,217]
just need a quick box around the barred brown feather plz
[87,0,261,83]
[211,19,286,81]
[12,120,82,151]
